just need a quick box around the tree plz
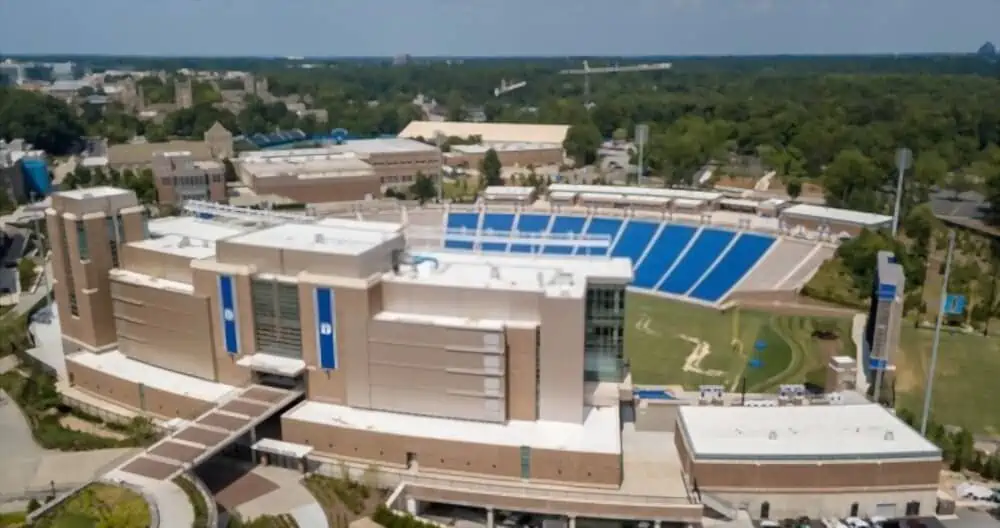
[611,128,627,142]
[822,149,881,211]
[408,171,437,204]
[18,258,37,292]
[480,148,503,188]
[785,178,802,200]
[944,171,974,200]
[563,122,602,166]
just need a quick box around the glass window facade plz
[60,220,78,316]
[75,220,89,260]
[106,214,125,268]
[251,278,303,359]
[584,285,625,382]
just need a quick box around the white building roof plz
[129,234,217,260]
[678,403,941,461]
[148,216,247,242]
[285,400,620,454]
[547,184,722,202]
[781,203,892,227]
[58,186,132,200]
[452,142,562,154]
[80,156,109,168]
[399,121,570,145]
[225,219,402,256]
[329,137,438,154]
[383,250,632,298]
[109,269,196,294]
[67,350,238,403]
[483,186,535,198]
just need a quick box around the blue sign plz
[314,287,338,370]
[330,128,348,145]
[754,340,766,352]
[877,283,897,301]
[748,358,763,369]
[218,275,240,355]
[944,294,967,315]
[869,357,888,370]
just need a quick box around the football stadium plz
[41,184,941,524]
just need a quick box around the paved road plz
[0,389,46,498]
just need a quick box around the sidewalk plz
[237,466,328,527]
[852,313,869,391]
[105,468,194,527]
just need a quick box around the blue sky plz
[1,0,996,57]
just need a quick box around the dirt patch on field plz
[59,415,129,440]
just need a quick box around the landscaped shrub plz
[372,504,440,528]
[173,475,210,528]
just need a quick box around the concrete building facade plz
[151,151,227,206]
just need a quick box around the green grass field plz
[624,292,1000,434]
[625,293,854,392]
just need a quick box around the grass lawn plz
[34,483,151,528]
[893,324,1000,435]
[625,293,854,392]
[626,292,1000,434]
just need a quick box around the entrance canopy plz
[252,438,314,459]
[115,384,303,481]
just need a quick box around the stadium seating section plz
[444,211,780,304]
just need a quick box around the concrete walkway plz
[0,389,46,499]
[237,466,329,527]
[105,468,194,527]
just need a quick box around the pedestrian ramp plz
[112,384,304,482]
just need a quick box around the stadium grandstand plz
[348,184,893,306]
[40,184,932,525]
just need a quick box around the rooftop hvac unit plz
[825,392,845,405]
[778,384,807,401]
[698,384,725,404]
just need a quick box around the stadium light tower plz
[635,124,649,185]
[434,131,446,203]
[921,230,955,435]
[891,147,912,238]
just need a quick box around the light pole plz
[891,147,912,238]
[921,230,955,435]
[635,124,649,186]
[434,132,445,204]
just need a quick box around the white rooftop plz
[781,203,892,227]
[678,403,941,460]
[226,218,402,256]
[58,186,132,200]
[452,142,561,154]
[67,349,238,403]
[130,234,217,260]
[285,400,620,454]
[483,186,535,198]
[148,216,247,242]
[110,269,195,294]
[328,137,438,154]
[548,183,722,202]
[384,250,632,297]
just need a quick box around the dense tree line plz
[7,55,1000,220]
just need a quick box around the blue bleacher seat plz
[689,234,776,302]
[576,217,623,257]
[610,220,660,265]
[510,214,552,253]
[632,225,697,289]
[480,213,516,252]
[445,212,480,250]
[658,229,736,294]
[543,216,587,255]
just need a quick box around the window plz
[251,278,303,359]
[75,220,89,260]
[583,285,625,382]
[60,220,79,316]
[106,214,125,268]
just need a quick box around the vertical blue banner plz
[218,275,240,355]
[314,287,338,370]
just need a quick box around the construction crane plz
[494,79,527,97]
[557,60,672,103]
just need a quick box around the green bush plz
[173,475,210,528]
[372,505,440,528]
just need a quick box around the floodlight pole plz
[635,124,648,186]
[891,147,912,238]
[920,230,955,436]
